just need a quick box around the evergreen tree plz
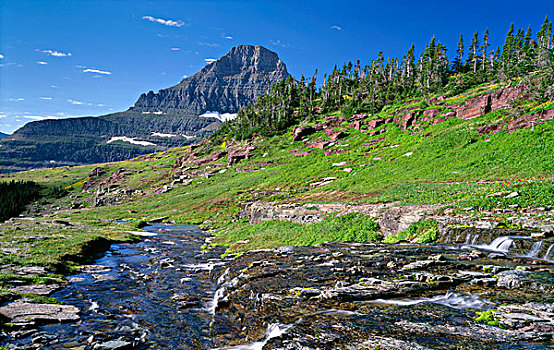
[469,31,480,73]
[481,29,490,72]
[454,34,464,72]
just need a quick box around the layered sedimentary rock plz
[131,45,289,115]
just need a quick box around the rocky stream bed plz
[0,224,553,349]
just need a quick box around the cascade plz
[543,244,554,260]
[527,240,543,257]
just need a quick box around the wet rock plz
[0,302,80,323]
[94,340,133,350]
[8,284,60,296]
[14,266,48,276]
[496,270,533,289]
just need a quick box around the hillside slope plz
[3,79,553,246]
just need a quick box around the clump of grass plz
[474,309,508,329]
[383,219,439,244]
[215,213,382,251]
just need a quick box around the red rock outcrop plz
[227,145,257,166]
[365,119,385,129]
[456,94,491,120]
[507,109,554,133]
[325,129,348,141]
[292,126,315,141]
[307,141,329,149]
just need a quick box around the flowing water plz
[2,226,553,349]
[40,224,227,349]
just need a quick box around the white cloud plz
[0,54,4,59]
[83,68,111,75]
[42,49,72,57]
[68,99,86,105]
[224,36,233,40]
[39,97,52,100]
[8,98,24,102]
[37,61,48,65]
[170,47,181,51]
[51,85,58,88]
[0,114,6,119]
[269,39,289,48]
[199,42,219,47]
[23,115,58,120]
[204,58,217,63]
[331,25,342,31]
[142,15,185,27]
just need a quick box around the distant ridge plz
[0,45,290,172]
[0,133,8,140]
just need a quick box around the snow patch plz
[200,111,237,122]
[107,137,156,147]
[152,132,177,138]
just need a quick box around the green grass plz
[0,220,138,273]
[214,213,382,252]
[474,309,508,329]
[0,80,552,255]
[383,219,439,244]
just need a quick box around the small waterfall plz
[214,322,297,350]
[482,236,515,252]
[207,287,226,315]
[465,234,473,245]
[471,234,480,245]
[544,244,554,260]
[527,241,543,257]
[369,291,494,311]
[454,234,461,242]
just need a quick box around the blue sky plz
[0,0,552,133]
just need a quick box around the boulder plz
[365,118,385,129]
[324,129,347,141]
[193,150,226,165]
[395,112,416,131]
[227,145,257,166]
[307,141,329,150]
[292,126,315,141]
[422,109,441,119]
[314,122,326,131]
[430,118,445,125]
[349,113,367,122]
[324,149,348,156]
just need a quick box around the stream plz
[2,224,553,349]
[40,224,226,349]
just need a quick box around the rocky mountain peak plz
[131,45,289,115]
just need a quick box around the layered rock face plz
[131,45,289,114]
